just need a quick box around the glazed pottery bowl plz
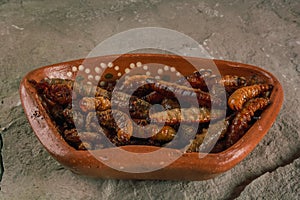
[19,54,283,180]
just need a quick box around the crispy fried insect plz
[85,112,100,132]
[73,82,111,98]
[167,124,198,149]
[185,132,206,153]
[98,81,117,92]
[146,78,221,107]
[46,104,64,121]
[151,126,176,141]
[78,142,92,150]
[78,132,102,144]
[79,96,111,112]
[63,128,104,150]
[32,73,273,152]
[161,98,180,110]
[112,92,151,119]
[141,91,164,104]
[176,71,208,91]
[97,110,133,143]
[134,125,176,142]
[210,140,226,153]
[42,78,74,89]
[79,92,152,118]
[218,75,247,93]
[246,75,265,86]
[122,75,153,96]
[132,119,150,126]
[225,97,270,148]
[177,73,247,93]
[228,84,272,110]
[220,75,247,88]
[62,108,85,129]
[63,128,81,144]
[149,107,223,125]
[30,80,73,106]
[185,119,229,153]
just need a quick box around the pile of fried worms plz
[29,71,273,153]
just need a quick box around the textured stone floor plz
[0,0,299,199]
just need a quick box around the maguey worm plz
[97,110,133,143]
[149,107,224,125]
[185,119,229,153]
[141,91,164,104]
[225,97,270,147]
[177,72,247,93]
[145,78,223,107]
[133,125,176,142]
[228,84,272,110]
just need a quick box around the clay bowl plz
[20,54,283,180]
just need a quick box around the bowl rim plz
[19,53,284,175]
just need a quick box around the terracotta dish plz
[19,54,283,180]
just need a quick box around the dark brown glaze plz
[225,97,270,148]
[228,84,272,110]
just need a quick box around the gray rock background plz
[0,0,299,199]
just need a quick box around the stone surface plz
[0,0,299,199]
[237,157,300,199]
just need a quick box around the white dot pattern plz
[157,69,163,75]
[100,63,107,69]
[143,65,148,70]
[72,66,78,72]
[136,62,142,67]
[78,65,84,71]
[108,62,113,68]
[85,68,90,74]
[95,75,101,81]
[125,68,130,74]
[130,63,135,69]
[88,75,93,80]
[146,71,151,76]
[95,67,101,74]
[67,72,73,77]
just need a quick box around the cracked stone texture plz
[0,0,299,199]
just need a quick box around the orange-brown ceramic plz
[19,54,283,180]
